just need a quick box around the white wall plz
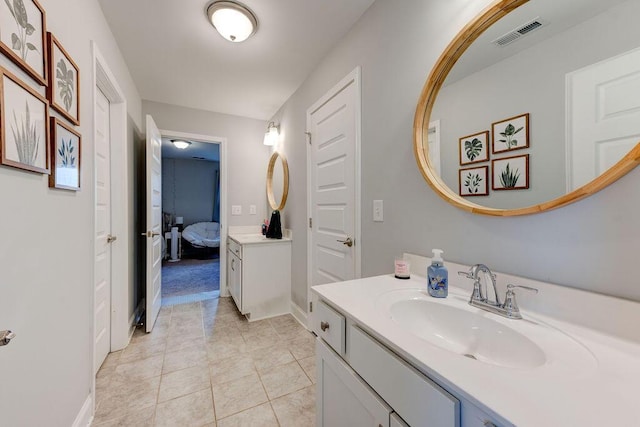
[273,0,640,311]
[162,158,219,226]
[0,0,141,425]
[143,101,271,227]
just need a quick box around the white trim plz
[159,129,229,297]
[72,395,93,427]
[306,66,362,327]
[290,300,309,329]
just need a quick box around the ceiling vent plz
[492,17,546,47]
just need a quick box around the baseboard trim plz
[72,394,93,427]
[291,301,308,329]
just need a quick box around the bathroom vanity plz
[227,232,291,321]
[311,254,640,426]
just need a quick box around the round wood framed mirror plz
[414,0,640,216]
[267,151,289,211]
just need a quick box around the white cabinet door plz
[317,338,391,427]
[227,249,242,311]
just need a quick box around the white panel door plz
[145,115,163,332]
[567,47,640,190]
[308,71,359,294]
[94,89,112,373]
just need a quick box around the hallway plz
[93,297,316,426]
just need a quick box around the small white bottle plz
[427,249,448,298]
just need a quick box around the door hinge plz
[309,301,313,312]
[309,218,312,228]
[305,131,312,144]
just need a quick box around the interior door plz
[567,47,640,190]
[145,115,163,332]
[308,70,359,299]
[94,89,112,372]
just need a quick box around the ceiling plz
[98,0,375,120]
[161,138,220,162]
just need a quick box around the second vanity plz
[311,254,640,426]
[227,231,291,321]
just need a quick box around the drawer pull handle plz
[484,422,497,427]
[320,321,330,332]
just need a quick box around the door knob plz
[0,330,16,347]
[336,237,353,247]
[107,234,117,243]
[320,321,330,331]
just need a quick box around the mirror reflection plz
[429,0,640,209]
[267,151,289,210]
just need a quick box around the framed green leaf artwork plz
[459,130,489,165]
[491,113,529,154]
[0,67,50,174]
[46,33,79,125]
[0,0,47,86]
[49,117,81,190]
[459,165,488,197]
[492,154,529,191]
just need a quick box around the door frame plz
[91,42,130,359]
[159,129,229,297]
[306,67,362,316]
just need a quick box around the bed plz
[181,222,220,258]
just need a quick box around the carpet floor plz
[161,258,220,306]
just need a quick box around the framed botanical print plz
[0,67,49,173]
[492,154,529,191]
[47,32,79,125]
[492,113,529,154]
[0,0,48,86]
[49,117,80,190]
[459,165,489,197]
[459,130,489,165]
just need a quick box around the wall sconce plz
[206,1,258,43]
[171,139,192,149]
[263,121,279,146]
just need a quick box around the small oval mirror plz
[267,151,289,211]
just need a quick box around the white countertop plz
[228,233,291,245]
[312,273,640,426]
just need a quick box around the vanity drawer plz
[227,238,242,259]
[314,300,346,355]
[349,325,460,427]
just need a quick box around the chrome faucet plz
[458,264,538,319]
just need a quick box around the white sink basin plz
[378,289,596,372]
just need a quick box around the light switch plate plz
[249,205,257,215]
[231,205,242,215]
[373,200,383,222]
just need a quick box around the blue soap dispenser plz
[428,249,448,298]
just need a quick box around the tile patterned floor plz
[93,297,316,426]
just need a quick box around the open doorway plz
[160,137,222,306]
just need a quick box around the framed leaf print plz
[459,165,488,197]
[47,32,79,125]
[459,130,489,165]
[0,67,49,173]
[0,0,47,86]
[49,117,80,190]
[492,154,529,191]
[492,113,529,154]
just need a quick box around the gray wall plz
[0,0,141,425]
[433,1,640,208]
[272,0,640,311]
[143,101,271,227]
[162,158,219,226]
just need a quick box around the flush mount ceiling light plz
[206,1,258,43]
[171,139,192,149]
[263,121,279,146]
